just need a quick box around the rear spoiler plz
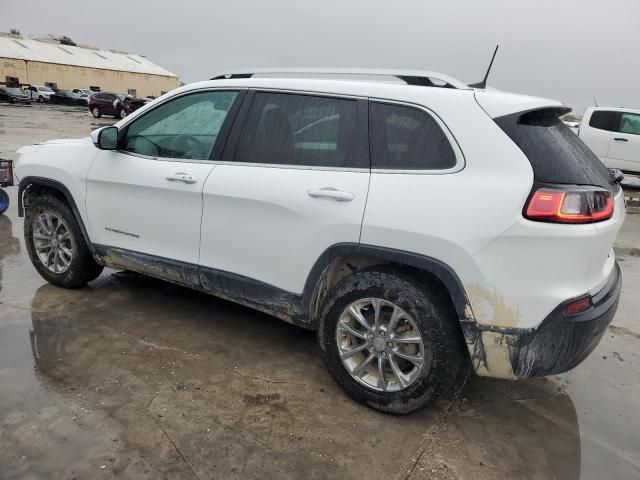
[474,90,568,119]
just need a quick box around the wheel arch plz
[18,176,95,254]
[301,243,474,329]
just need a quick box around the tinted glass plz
[123,91,238,160]
[589,110,618,131]
[618,113,640,135]
[234,92,364,168]
[495,108,617,191]
[369,103,456,170]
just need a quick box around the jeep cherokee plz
[14,69,625,414]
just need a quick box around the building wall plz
[0,58,179,97]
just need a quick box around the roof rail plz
[210,68,470,90]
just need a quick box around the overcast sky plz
[3,0,639,114]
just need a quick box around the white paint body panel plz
[15,138,97,229]
[85,151,214,265]
[200,164,369,293]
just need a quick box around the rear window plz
[495,108,617,191]
[589,110,618,131]
[369,102,457,170]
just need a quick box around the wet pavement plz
[1,103,639,479]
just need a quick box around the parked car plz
[24,85,55,103]
[0,87,31,104]
[579,107,640,174]
[88,92,145,119]
[14,70,625,414]
[50,89,82,106]
[70,88,93,105]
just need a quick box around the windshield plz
[3,88,23,95]
[39,86,54,92]
[116,94,130,101]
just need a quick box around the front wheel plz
[119,109,127,119]
[38,96,44,103]
[319,270,467,414]
[24,195,104,288]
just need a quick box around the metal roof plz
[0,36,177,78]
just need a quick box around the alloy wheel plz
[32,212,74,274]
[336,298,428,392]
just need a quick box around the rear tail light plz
[525,186,613,224]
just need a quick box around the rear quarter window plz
[369,102,457,170]
[495,108,617,191]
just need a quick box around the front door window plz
[123,91,239,160]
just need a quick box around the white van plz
[579,107,640,173]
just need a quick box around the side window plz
[618,113,640,135]
[589,110,618,131]
[369,102,457,170]
[123,90,238,160]
[233,92,366,168]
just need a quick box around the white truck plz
[579,106,640,174]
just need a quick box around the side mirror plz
[92,126,118,150]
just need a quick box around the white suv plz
[14,70,625,414]
[24,85,55,103]
[579,106,640,174]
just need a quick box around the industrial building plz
[0,33,179,97]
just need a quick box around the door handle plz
[308,187,354,202]
[166,172,198,184]
[613,137,628,142]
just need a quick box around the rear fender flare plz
[301,243,474,327]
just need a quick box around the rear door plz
[199,90,370,294]
[606,111,640,172]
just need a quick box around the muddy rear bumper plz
[463,262,622,379]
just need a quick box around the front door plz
[86,89,242,265]
[606,111,640,172]
[200,91,370,294]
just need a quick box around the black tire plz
[24,195,103,288]
[318,270,467,414]
[91,107,101,118]
[0,188,9,215]
[38,96,44,103]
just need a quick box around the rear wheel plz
[319,270,467,414]
[91,107,101,118]
[24,195,103,288]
